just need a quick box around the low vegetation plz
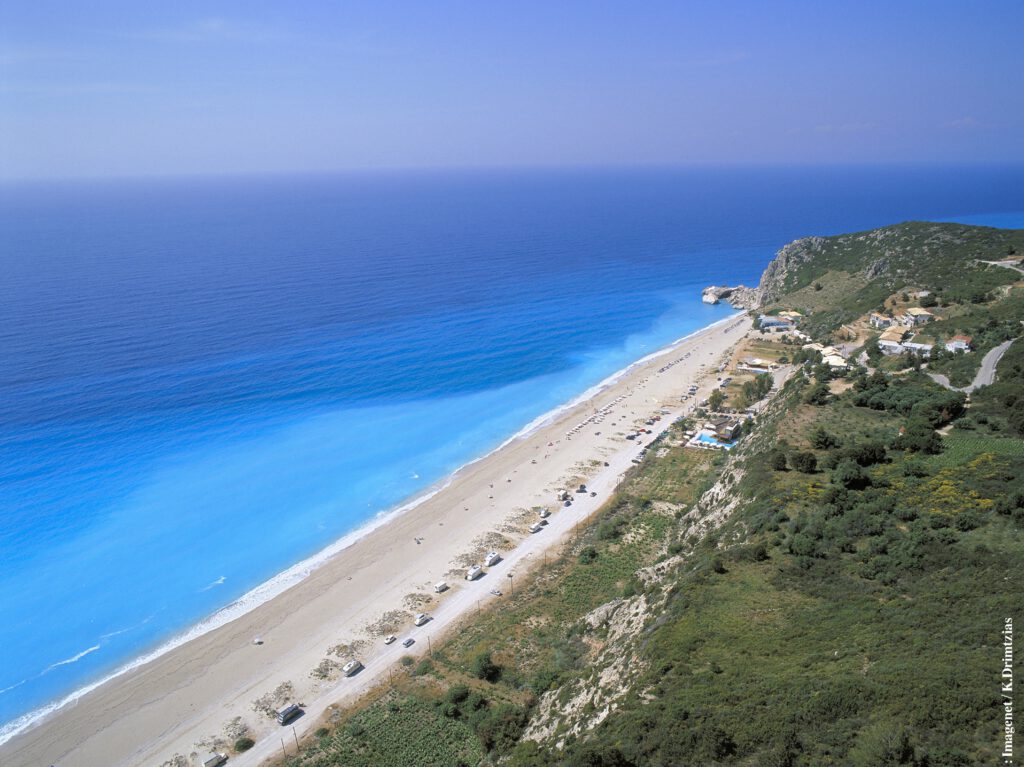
[272,222,1022,766]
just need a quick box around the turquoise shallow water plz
[1,166,1022,737]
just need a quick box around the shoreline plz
[0,312,751,767]
[0,312,741,749]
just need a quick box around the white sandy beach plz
[0,314,751,767]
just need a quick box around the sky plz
[1,1,1022,179]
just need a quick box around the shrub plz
[473,651,502,683]
[234,737,255,752]
[769,450,789,471]
[578,546,599,564]
[447,684,470,705]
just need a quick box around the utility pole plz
[427,635,432,657]
[508,572,514,596]
[281,737,287,757]
[293,725,299,750]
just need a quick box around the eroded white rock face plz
[702,284,761,308]
[523,593,654,746]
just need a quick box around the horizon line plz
[4,159,1024,185]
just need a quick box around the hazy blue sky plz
[2,1,1022,179]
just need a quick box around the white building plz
[945,335,972,353]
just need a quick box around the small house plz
[905,307,936,325]
[738,356,775,374]
[869,313,893,329]
[877,326,908,354]
[705,417,741,441]
[823,353,848,369]
[945,334,972,353]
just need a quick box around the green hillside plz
[272,224,1023,767]
[758,221,1024,337]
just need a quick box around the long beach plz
[0,314,751,767]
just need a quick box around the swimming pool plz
[693,432,736,450]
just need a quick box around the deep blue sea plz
[2,166,1023,738]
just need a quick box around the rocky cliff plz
[700,284,760,309]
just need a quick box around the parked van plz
[465,565,482,581]
[529,522,543,533]
[434,581,448,593]
[276,703,301,725]
[342,660,363,677]
[483,551,501,567]
[414,613,430,626]
[201,753,228,767]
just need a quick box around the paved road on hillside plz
[928,338,1016,393]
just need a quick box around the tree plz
[708,389,725,411]
[804,381,830,405]
[894,420,943,454]
[790,451,818,473]
[569,745,637,767]
[811,426,840,449]
[848,441,887,466]
[833,459,869,489]
[848,722,918,766]
[1006,400,1024,437]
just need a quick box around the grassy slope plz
[272,225,1024,767]
[766,222,1024,339]
[507,369,1024,766]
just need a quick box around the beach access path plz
[0,314,751,767]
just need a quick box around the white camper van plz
[434,581,449,593]
[465,565,482,581]
[484,551,501,567]
[342,659,363,677]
